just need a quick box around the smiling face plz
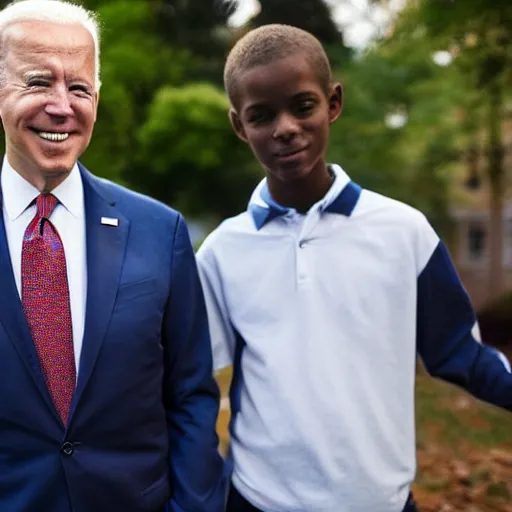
[230,53,342,186]
[0,20,98,191]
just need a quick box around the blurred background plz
[0,0,511,509]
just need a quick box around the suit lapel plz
[70,165,130,418]
[0,192,59,419]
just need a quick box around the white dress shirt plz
[1,158,87,373]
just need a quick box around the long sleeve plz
[417,239,512,411]
[163,215,226,512]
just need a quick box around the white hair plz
[0,0,101,88]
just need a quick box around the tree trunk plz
[487,81,505,301]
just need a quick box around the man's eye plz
[28,80,50,87]
[69,85,90,94]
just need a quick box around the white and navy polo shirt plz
[197,164,512,512]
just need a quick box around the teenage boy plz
[197,24,512,512]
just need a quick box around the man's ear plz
[229,108,248,143]
[0,87,6,118]
[328,82,343,124]
[93,90,100,122]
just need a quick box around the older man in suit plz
[0,1,225,511]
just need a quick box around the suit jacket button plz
[61,441,74,456]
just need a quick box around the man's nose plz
[273,112,299,140]
[44,86,73,117]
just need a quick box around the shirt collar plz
[248,164,362,230]
[1,157,84,221]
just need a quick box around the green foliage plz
[140,84,231,172]
[137,83,259,218]
[419,0,512,83]
[152,0,238,83]
[97,1,189,103]
[79,0,261,219]
[79,0,260,219]
[328,25,470,234]
[82,80,133,184]
[328,53,409,199]
[82,0,190,184]
[252,0,340,44]
[251,0,352,65]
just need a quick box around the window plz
[467,221,486,263]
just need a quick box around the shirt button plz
[61,441,75,456]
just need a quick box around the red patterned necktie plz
[22,194,76,425]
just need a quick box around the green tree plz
[250,0,351,65]
[152,0,238,83]
[328,33,466,236]
[137,83,259,219]
[81,0,189,184]
[416,0,512,298]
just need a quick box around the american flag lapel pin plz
[101,217,119,227]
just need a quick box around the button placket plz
[296,206,321,283]
[298,206,320,248]
[296,232,310,283]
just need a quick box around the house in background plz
[450,202,512,310]
[447,111,512,310]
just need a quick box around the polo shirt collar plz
[248,164,362,230]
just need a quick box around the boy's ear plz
[229,108,248,143]
[328,82,343,124]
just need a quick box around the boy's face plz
[230,54,342,184]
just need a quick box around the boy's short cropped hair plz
[224,24,332,109]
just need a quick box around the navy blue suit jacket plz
[0,163,226,512]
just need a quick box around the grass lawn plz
[215,365,512,511]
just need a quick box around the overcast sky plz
[229,0,407,49]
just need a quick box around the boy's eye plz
[247,110,273,125]
[295,100,316,115]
